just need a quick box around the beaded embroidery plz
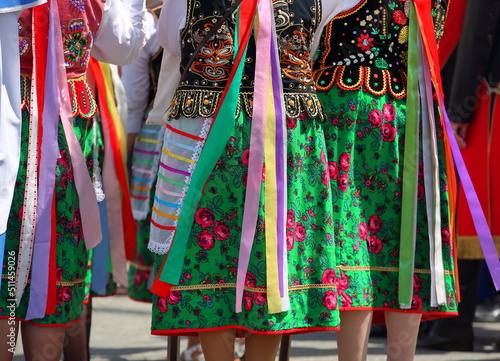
[170,0,323,121]
[313,0,447,97]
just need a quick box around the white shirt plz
[92,0,150,66]
[122,10,161,134]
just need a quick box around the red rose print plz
[441,227,451,246]
[134,271,142,286]
[56,286,72,306]
[244,291,253,311]
[168,291,182,305]
[339,152,351,172]
[380,123,397,142]
[194,208,215,227]
[197,230,215,250]
[337,174,349,192]
[337,271,350,292]
[157,297,168,313]
[286,230,294,250]
[245,271,257,288]
[329,161,339,180]
[287,117,297,129]
[341,292,353,307]
[322,290,338,310]
[411,294,423,311]
[213,220,230,241]
[294,222,306,241]
[242,149,250,165]
[413,274,423,293]
[383,103,396,121]
[367,235,383,253]
[287,210,295,229]
[358,222,368,240]
[321,269,336,284]
[417,183,425,200]
[368,214,382,234]
[368,109,382,128]
[254,287,267,305]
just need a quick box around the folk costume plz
[0,0,47,267]
[0,0,148,325]
[124,6,164,302]
[313,0,461,324]
[418,0,500,349]
[147,0,360,336]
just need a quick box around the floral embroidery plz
[18,21,30,56]
[357,33,375,51]
[63,19,93,68]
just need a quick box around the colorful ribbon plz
[15,4,46,305]
[26,0,60,319]
[152,0,258,297]
[398,1,419,308]
[399,0,500,307]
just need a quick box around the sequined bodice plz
[314,0,447,98]
[18,0,105,79]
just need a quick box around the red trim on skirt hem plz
[151,325,339,337]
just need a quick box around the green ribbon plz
[398,2,420,308]
[157,11,250,286]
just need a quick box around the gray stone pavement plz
[12,294,500,360]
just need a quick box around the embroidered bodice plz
[169,0,324,120]
[18,0,105,118]
[313,0,448,98]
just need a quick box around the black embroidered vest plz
[313,0,447,98]
[169,0,323,120]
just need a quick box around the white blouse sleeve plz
[91,0,150,66]
[121,11,160,134]
[145,0,186,125]
[312,0,363,54]
[156,0,187,56]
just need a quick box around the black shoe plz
[417,333,473,352]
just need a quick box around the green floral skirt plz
[317,87,458,324]
[0,109,100,325]
[151,112,340,335]
[128,218,154,302]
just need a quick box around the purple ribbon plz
[440,95,500,289]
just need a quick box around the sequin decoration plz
[63,19,93,68]
[69,0,86,12]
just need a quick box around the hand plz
[451,122,469,149]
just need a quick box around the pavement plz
[11,294,500,361]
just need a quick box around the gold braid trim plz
[337,265,455,275]
[1,274,86,286]
[170,283,335,293]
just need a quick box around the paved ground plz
[11,294,500,360]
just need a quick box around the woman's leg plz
[63,300,92,361]
[0,318,18,361]
[385,311,422,361]
[244,332,282,361]
[198,330,236,361]
[336,310,373,361]
[22,323,66,361]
